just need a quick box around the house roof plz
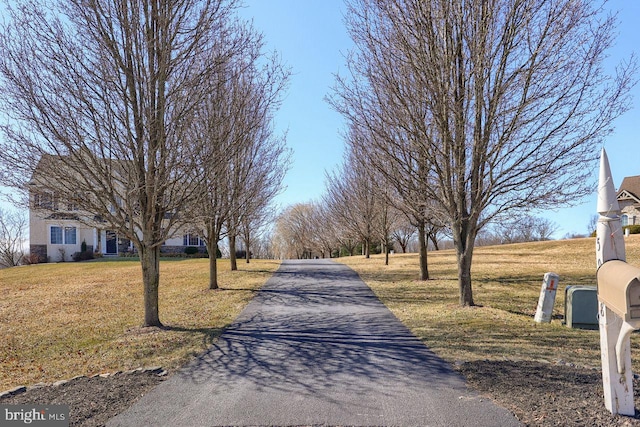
[29,154,64,185]
[617,175,640,204]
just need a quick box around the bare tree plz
[238,131,291,266]
[491,215,558,243]
[0,0,239,326]
[392,217,415,253]
[329,218,359,257]
[535,217,558,241]
[325,150,379,259]
[232,127,290,267]
[249,232,275,259]
[376,196,396,265]
[218,51,290,272]
[0,208,26,267]
[332,0,635,306]
[239,204,273,264]
[190,56,238,290]
[272,203,316,259]
[425,220,446,251]
[365,167,401,265]
[190,22,288,287]
[310,201,339,258]
[330,107,444,279]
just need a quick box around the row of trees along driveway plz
[327,0,636,306]
[0,0,290,327]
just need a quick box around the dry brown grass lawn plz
[337,235,640,371]
[0,258,279,391]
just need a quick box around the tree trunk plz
[384,240,389,266]
[229,233,238,271]
[244,228,251,264]
[417,221,429,280]
[428,231,440,251]
[456,246,474,306]
[139,244,162,327]
[207,241,218,290]
[453,222,476,306]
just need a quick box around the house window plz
[66,193,82,211]
[622,214,629,227]
[50,226,63,244]
[183,233,204,246]
[64,227,77,245]
[108,196,123,214]
[50,226,77,244]
[34,192,59,210]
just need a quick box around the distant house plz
[28,155,205,262]
[617,175,640,227]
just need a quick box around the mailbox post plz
[534,272,560,323]
[596,148,636,416]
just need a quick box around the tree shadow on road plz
[173,259,466,402]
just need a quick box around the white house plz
[29,197,207,262]
[28,156,206,262]
[617,175,640,227]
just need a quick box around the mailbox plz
[597,260,640,375]
[597,260,640,323]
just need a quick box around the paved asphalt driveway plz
[108,259,520,426]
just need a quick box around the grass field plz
[0,258,280,391]
[3,237,640,392]
[337,235,640,371]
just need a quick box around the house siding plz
[28,156,210,263]
[29,245,47,263]
[30,207,208,261]
[621,205,640,226]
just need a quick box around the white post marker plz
[596,148,635,416]
[534,272,560,323]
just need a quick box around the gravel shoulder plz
[0,370,166,427]
[3,360,640,426]
[455,360,640,426]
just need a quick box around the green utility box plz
[565,285,598,329]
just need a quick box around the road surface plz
[108,259,520,426]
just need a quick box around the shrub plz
[622,225,640,234]
[72,250,95,262]
[184,246,199,255]
[119,252,138,258]
[623,225,640,235]
[23,253,41,265]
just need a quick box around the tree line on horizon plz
[270,200,560,259]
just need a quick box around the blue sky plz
[239,0,640,239]
[238,0,351,209]
[0,1,637,241]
